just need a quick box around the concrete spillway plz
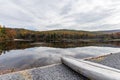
[62,57,120,80]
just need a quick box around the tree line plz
[0,25,120,42]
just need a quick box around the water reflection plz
[0,41,120,55]
[0,41,36,55]
[0,41,120,74]
[51,42,120,48]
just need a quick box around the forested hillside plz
[0,25,120,42]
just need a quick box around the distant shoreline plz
[0,38,119,43]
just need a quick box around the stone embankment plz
[0,63,88,80]
[0,52,120,80]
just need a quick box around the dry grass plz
[0,68,19,75]
[85,53,113,62]
[19,70,32,80]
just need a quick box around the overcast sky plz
[0,0,120,31]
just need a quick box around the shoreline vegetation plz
[0,25,120,43]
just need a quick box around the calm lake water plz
[0,41,120,72]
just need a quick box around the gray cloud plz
[74,9,113,24]
[60,1,73,15]
[0,0,120,31]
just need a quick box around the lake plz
[0,41,120,74]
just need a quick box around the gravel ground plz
[87,52,120,70]
[0,64,89,80]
